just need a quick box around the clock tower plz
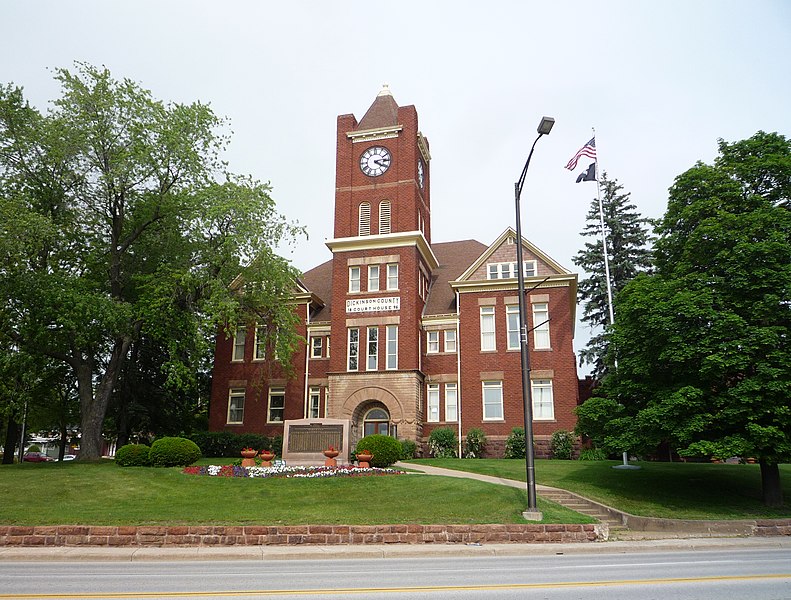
[325,85,437,444]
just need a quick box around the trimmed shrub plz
[578,446,608,461]
[464,428,487,458]
[115,444,151,467]
[187,432,275,458]
[27,444,42,453]
[149,437,202,467]
[428,427,458,458]
[504,427,526,458]
[551,430,575,460]
[354,434,402,467]
[399,439,418,460]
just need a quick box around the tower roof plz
[357,84,399,130]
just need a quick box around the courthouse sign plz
[346,296,400,313]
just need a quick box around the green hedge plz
[149,437,202,467]
[115,444,151,467]
[187,432,281,458]
[354,434,402,467]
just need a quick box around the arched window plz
[363,407,391,436]
[378,200,391,234]
[358,202,371,236]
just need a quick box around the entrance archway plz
[363,406,391,437]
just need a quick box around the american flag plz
[565,137,596,171]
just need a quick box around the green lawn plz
[0,460,591,526]
[405,459,791,520]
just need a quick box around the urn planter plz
[356,452,373,468]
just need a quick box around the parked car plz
[61,454,77,461]
[22,452,53,463]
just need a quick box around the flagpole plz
[592,127,616,330]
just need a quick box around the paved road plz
[2,546,789,599]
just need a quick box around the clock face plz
[360,146,391,177]
[417,159,425,188]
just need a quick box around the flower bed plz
[183,464,406,479]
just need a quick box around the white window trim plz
[445,383,458,422]
[232,326,246,362]
[482,380,504,421]
[444,329,457,353]
[427,330,440,354]
[480,306,496,352]
[368,264,380,292]
[367,327,378,371]
[253,325,267,361]
[387,263,399,291]
[310,336,323,359]
[532,302,551,349]
[227,388,245,424]
[532,379,555,420]
[347,328,359,372]
[349,266,361,293]
[308,386,321,419]
[506,305,520,351]
[386,325,398,370]
[267,387,285,423]
[427,383,440,423]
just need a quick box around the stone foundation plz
[0,524,606,546]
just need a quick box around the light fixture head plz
[537,116,555,135]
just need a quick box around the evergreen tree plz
[572,172,653,378]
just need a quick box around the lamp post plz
[515,116,554,520]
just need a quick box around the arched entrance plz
[363,406,392,437]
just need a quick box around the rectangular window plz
[326,336,330,358]
[427,330,439,354]
[487,264,499,280]
[532,302,550,349]
[367,327,378,371]
[254,325,267,361]
[347,328,359,371]
[387,263,399,290]
[445,383,458,422]
[532,379,555,420]
[268,387,285,423]
[427,384,440,422]
[310,336,323,359]
[386,325,398,370]
[523,260,537,277]
[480,306,496,351]
[501,263,516,279]
[444,329,457,353]
[227,388,245,424]
[368,265,380,292]
[232,326,246,362]
[482,380,504,420]
[349,266,361,293]
[308,387,321,419]
[506,305,520,350]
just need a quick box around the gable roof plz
[424,239,488,316]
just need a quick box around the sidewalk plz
[2,536,790,562]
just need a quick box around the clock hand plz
[374,158,390,167]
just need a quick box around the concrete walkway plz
[396,462,786,540]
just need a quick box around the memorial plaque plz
[287,423,344,453]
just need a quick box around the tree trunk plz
[2,417,19,465]
[759,460,783,507]
[76,339,132,460]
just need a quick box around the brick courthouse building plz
[209,87,580,456]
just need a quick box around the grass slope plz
[407,459,791,520]
[0,461,592,526]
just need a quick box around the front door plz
[363,407,390,437]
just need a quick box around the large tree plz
[572,171,653,378]
[0,64,303,459]
[576,132,791,506]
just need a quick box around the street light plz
[515,116,554,520]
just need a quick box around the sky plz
[2,1,790,372]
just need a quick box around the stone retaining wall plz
[0,524,606,547]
